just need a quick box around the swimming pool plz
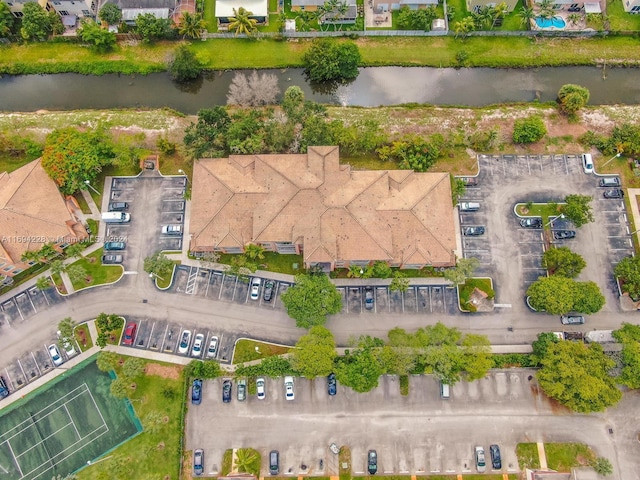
[535,16,566,28]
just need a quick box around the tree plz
[491,2,508,28]
[235,448,261,475]
[612,323,640,389]
[41,127,115,195]
[377,345,415,375]
[0,3,15,38]
[453,15,475,38]
[21,2,54,41]
[531,332,559,365]
[424,343,465,384]
[444,257,479,284]
[370,261,392,279]
[517,6,535,27]
[281,274,342,328]
[228,7,258,35]
[461,334,492,381]
[96,351,120,372]
[169,45,203,82]
[526,275,576,314]
[144,252,174,279]
[377,134,443,172]
[227,71,280,107]
[335,348,384,393]
[57,317,75,344]
[614,255,640,300]
[35,276,52,290]
[50,259,65,276]
[282,86,306,123]
[99,3,122,25]
[135,13,173,43]
[109,377,130,399]
[78,20,117,53]
[557,84,590,115]
[178,11,206,39]
[142,410,165,434]
[389,271,409,293]
[541,247,586,278]
[65,243,85,259]
[560,194,594,227]
[66,264,87,285]
[302,39,361,83]
[537,341,621,413]
[122,357,146,379]
[572,280,605,314]
[512,115,547,144]
[290,326,337,378]
[590,457,613,476]
[183,107,231,159]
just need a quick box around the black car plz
[263,280,275,302]
[327,373,337,396]
[222,380,232,403]
[553,230,576,240]
[520,217,542,229]
[367,450,377,475]
[104,241,126,251]
[101,254,123,264]
[364,287,374,310]
[463,226,485,236]
[489,444,501,470]
[108,202,129,211]
[191,379,202,405]
[603,189,624,199]
[0,376,9,399]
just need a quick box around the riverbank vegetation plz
[2,35,640,75]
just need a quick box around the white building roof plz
[122,7,170,20]
[215,0,268,17]
[584,2,601,12]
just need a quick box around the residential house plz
[189,146,458,271]
[99,0,176,24]
[0,159,88,279]
[393,0,438,10]
[2,0,48,18]
[47,0,97,19]
[532,0,600,12]
[215,0,267,29]
[291,0,357,24]
[623,0,640,13]
[466,0,518,13]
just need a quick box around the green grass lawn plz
[458,277,495,311]
[76,359,184,480]
[204,0,219,32]
[216,252,304,275]
[96,315,125,346]
[0,152,37,174]
[233,339,292,364]
[221,449,233,475]
[73,191,92,214]
[545,443,595,471]
[516,442,541,470]
[73,323,93,351]
[447,0,468,24]
[69,248,123,291]
[515,201,566,227]
[495,0,525,31]
[606,0,640,30]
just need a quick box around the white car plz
[256,377,266,400]
[161,224,182,235]
[56,330,77,357]
[284,376,294,401]
[581,153,594,174]
[191,333,205,357]
[178,330,192,354]
[250,277,261,300]
[48,344,63,367]
[206,336,219,358]
[475,446,486,473]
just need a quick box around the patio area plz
[529,0,604,31]
[366,0,392,27]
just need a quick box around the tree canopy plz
[143,252,174,279]
[41,128,115,195]
[0,2,15,38]
[290,326,337,378]
[169,45,203,82]
[444,257,479,284]
[98,3,122,25]
[78,20,117,53]
[614,255,640,300]
[541,246,586,278]
[135,13,173,42]
[612,323,640,389]
[557,84,590,115]
[560,194,594,227]
[302,39,361,83]
[228,7,258,35]
[537,341,621,413]
[531,332,559,365]
[21,2,55,41]
[526,276,605,314]
[512,115,547,144]
[335,347,384,393]
[281,273,342,328]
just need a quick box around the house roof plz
[292,0,356,6]
[0,159,79,264]
[190,146,456,267]
[122,7,170,20]
[215,0,268,17]
[105,0,176,10]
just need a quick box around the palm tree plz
[228,7,258,35]
[539,0,554,19]
[335,1,349,31]
[234,448,260,474]
[454,16,475,39]
[491,2,509,29]
[567,12,581,25]
[296,10,316,31]
[518,6,535,27]
[243,243,265,261]
[178,11,207,39]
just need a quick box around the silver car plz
[475,446,486,473]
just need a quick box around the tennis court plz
[0,359,141,480]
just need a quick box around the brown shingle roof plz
[0,159,78,263]
[190,146,456,266]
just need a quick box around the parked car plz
[57,330,77,357]
[459,177,478,186]
[581,153,594,174]
[161,224,182,235]
[561,315,585,325]
[463,226,485,236]
[104,241,126,251]
[237,378,246,401]
[193,448,204,476]
[599,176,620,187]
[327,373,337,396]
[191,333,204,357]
[101,254,123,264]
[263,280,275,302]
[178,330,192,354]
[191,379,202,405]
[48,344,63,367]
[250,277,261,300]
[284,376,295,401]
[489,444,502,470]
[108,202,129,211]
[269,450,279,475]
[459,202,480,212]
[256,377,266,400]
[0,376,10,399]
[553,230,576,240]
[222,380,232,403]
[368,450,378,475]
[475,446,486,473]
[603,189,624,199]
[206,336,218,358]
[520,217,542,229]
[122,322,137,346]
[364,287,374,310]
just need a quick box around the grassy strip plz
[399,375,409,396]
[72,191,92,214]
[76,359,184,480]
[69,248,123,291]
[216,252,305,275]
[458,277,495,312]
[73,323,93,351]
[233,339,292,364]
[4,36,640,75]
[221,449,233,476]
[545,443,595,471]
[516,442,541,470]
[96,315,125,346]
[339,446,352,480]
[515,202,565,227]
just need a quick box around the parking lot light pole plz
[545,214,564,228]
[602,152,621,168]
[149,272,164,281]
[84,180,100,195]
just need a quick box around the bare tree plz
[227,71,280,106]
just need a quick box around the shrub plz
[513,115,547,144]
[557,84,590,115]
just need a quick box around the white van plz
[101,212,131,223]
[459,202,480,212]
[581,153,594,174]
[440,381,450,399]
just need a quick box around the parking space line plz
[4,367,13,390]
[26,292,37,314]
[30,352,41,376]
[160,323,169,351]
[428,288,433,313]
[218,274,225,300]
[147,322,156,350]
[204,270,212,297]
[17,358,27,379]
[13,298,24,321]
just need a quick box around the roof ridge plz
[0,159,40,210]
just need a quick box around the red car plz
[123,323,137,346]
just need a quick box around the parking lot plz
[185,371,612,477]
[458,154,635,311]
